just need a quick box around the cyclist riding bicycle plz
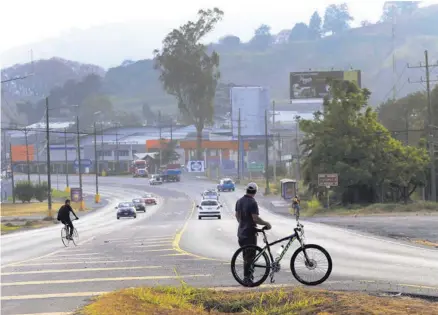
[235,182,271,285]
[57,199,79,240]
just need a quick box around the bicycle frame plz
[253,225,305,267]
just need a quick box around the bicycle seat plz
[255,227,268,232]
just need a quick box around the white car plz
[201,190,219,200]
[149,175,163,185]
[196,199,222,220]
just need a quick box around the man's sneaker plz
[243,276,254,286]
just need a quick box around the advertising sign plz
[74,159,92,167]
[231,86,270,136]
[318,174,339,187]
[70,188,83,202]
[280,179,297,200]
[11,145,34,162]
[289,70,361,99]
[187,161,205,172]
[248,163,264,171]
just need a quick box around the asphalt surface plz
[1,174,438,315]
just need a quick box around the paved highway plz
[1,175,438,315]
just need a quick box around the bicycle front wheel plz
[61,227,69,247]
[71,228,79,246]
[230,245,270,287]
[290,244,332,286]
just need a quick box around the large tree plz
[249,24,273,49]
[300,80,429,204]
[323,3,354,35]
[308,11,322,39]
[288,23,309,42]
[153,8,223,159]
[381,1,419,22]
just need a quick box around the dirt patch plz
[76,285,438,315]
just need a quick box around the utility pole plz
[76,116,84,210]
[9,143,15,203]
[295,115,301,184]
[35,132,41,184]
[272,101,277,183]
[64,128,69,191]
[24,128,31,182]
[100,122,104,174]
[45,98,52,216]
[408,50,438,202]
[94,122,99,203]
[158,111,162,168]
[264,109,270,195]
[237,108,241,182]
[170,121,173,141]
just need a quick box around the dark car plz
[132,198,146,212]
[115,202,137,219]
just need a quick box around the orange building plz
[11,145,34,162]
[179,140,249,161]
[146,139,170,150]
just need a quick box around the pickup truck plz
[217,178,235,192]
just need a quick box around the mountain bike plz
[230,213,332,287]
[61,218,79,247]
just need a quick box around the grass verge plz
[77,285,438,315]
[299,201,438,217]
[0,201,88,217]
[0,220,55,234]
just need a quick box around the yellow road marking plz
[14,313,72,315]
[1,291,108,300]
[172,202,222,262]
[131,240,172,244]
[159,253,190,256]
[103,236,174,242]
[8,260,140,267]
[2,274,211,286]
[1,266,161,275]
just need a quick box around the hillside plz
[103,4,438,107]
[2,4,438,124]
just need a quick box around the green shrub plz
[14,181,34,203]
[34,182,49,202]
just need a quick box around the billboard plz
[231,86,270,137]
[11,145,34,162]
[289,70,361,99]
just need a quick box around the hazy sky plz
[1,0,437,53]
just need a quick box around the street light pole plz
[94,122,100,203]
[35,132,41,184]
[76,116,84,210]
[45,97,52,216]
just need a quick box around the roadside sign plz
[70,187,83,202]
[74,159,92,167]
[248,163,264,171]
[188,161,205,172]
[318,173,338,187]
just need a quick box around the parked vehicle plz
[160,168,181,182]
[217,178,235,192]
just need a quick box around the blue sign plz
[74,159,92,167]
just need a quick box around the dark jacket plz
[57,204,77,221]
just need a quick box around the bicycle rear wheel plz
[230,245,270,287]
[290,244,332,286]
[71,228,79,246]
[61,227,69,247]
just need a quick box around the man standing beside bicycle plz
[57,199,79,240]
[235,182,272,285]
